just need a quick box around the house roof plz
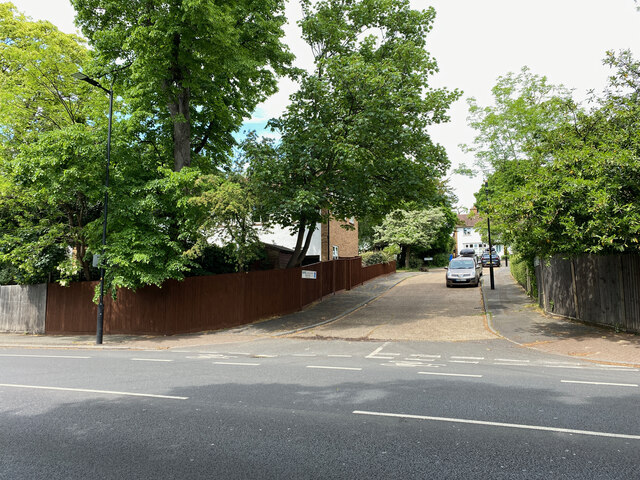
[457,213,482,228]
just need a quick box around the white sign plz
[301,270,317,279]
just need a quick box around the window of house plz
[463,228,472,236]
[332,245,339,259]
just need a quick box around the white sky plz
[10,0,640,210]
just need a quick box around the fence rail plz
[42,258,395,335]
[535,254,640,333]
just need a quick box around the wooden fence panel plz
[544,256,575,317]
[535,254,640,333]
[301,263,323,307]
[622,255,640,332]
[0,284,47,334]
[44,257,396,336]
[46,281,98,334]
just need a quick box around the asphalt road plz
[2,339,640,479]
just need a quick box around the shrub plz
[510,254,538,298]
[361,251,393,266]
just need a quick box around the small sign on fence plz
[301,270,317,279]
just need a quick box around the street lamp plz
[484,181,495,290]
[72,72,113,345]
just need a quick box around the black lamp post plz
[484,181,495,290]
[72,72,113,345]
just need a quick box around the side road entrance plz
[294,271,497,342]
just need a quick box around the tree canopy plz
[373,207,448,268]
[468,52,640,261]
[245,0,460,267]
[70,0,294,172]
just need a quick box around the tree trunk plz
[168,88,191,172]
[404,245,411,269]
[286,218,307,269]
[286,221,317,269]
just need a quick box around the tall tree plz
[70,0,294,172]
[245,0,460,267]
[0,2,107,284]
[373,208,447,268]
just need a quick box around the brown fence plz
[535,254,640,333]
[45,258,396,335]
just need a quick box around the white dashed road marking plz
[0,383,188,400]
[561,380,638,388]
[213,362,260,366]
[352,411,640,440]
[132,358,173,362]
[307,366,362,371]
[418,372,483,378]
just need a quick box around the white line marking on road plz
[493,363,531,367]
[328,355,352,358]
[0,383,188,400]
[541,365,585,370]
[366,342,390,358]
[384,363,444,368]
[418,372,483,378]
[561,380,638,388]
[450,361,479,364]
[451,356,484,360]
[307,366,362,371]
[542,361,582,365]
[410,354,441,358]
[0,354,91,359]
[213,362,260,366]
[352,411,640,440]
[369,356,395,360]
[495,358,529,363]
[131,358,173,362]
[293,354,317,357]
[253,355,278,358]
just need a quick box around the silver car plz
[446,257,481,287]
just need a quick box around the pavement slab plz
[484,265,640,366]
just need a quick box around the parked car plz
[446,257,481,287]
[481,252,501,267]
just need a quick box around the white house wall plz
[257,225,322,256]
[456,227,503,256]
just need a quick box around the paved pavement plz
[2,266,640,366]
[484,266,640,366]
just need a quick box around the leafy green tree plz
[70,0,294,172]
[468,52,640,261]
[373,207,446,268]
[189,174,262,272]
[0,3,108,284]
[245,0,460,267]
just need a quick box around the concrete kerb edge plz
[274,273,420,337]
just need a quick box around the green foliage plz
[373,207,447,268]
[71,0,294,172]
[468,53,640,264]
[245,0,460,267]
[189,174,262,272]
[509,254,537,298]
[361,250,393,266]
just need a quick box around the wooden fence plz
[535,254,640,333]
[44,258,396,335]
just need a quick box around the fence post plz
[570,258,580,321]
[618,255,626,327]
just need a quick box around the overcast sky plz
[10,0,640,210]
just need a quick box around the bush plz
[430,252,450,267]
[361,251,393,266]
[510,254,538,298]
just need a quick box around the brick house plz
[258,217,359,268]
